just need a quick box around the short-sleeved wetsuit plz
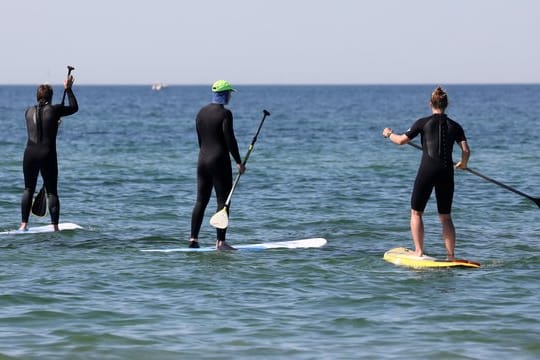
[21,89,78,224]
[190,103,242,241]
[405,113,466,214]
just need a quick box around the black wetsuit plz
[21,89,78,224]
[405,114,466,214]
[190,103,242,241]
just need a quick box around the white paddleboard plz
[142,237,327,253]
[0,222,83,235]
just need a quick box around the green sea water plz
[0,85,539,359]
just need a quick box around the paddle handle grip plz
[244,109,270,165]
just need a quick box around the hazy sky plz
[1,0,538,85]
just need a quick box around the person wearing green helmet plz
[189,80,245,250]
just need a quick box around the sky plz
[1,0,539,85]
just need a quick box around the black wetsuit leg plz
[41,151,60,224]
[433,169,454,214]
[213,159,232,242]
[21,146,60,224]
[21,146,41,223]
[410,164,434,213]
[190,164,213,239]
[190,155,233,241]
[411,162,454,214]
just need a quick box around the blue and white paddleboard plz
[142,237,327,253]
[0,222,82,235]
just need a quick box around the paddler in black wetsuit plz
[19,76,78,231]
[189,80,245,250]
[382,86,470,260]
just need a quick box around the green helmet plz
[212,80,235,93]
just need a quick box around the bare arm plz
[382,127,410,145]
[454,140,470,169]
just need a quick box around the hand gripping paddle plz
[210,109,271,229]
[61,65,75,105]
[58,65,75,127]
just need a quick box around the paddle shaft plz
[408,142,540,207]
[60,66,75,105]
[223,110,270,207]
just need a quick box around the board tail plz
[31,187,47,217]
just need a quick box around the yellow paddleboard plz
[384,247,480,269]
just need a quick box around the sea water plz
[0,85,539,359]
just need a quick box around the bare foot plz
[412,249,423,257]
[216,240,236,251]
[18,223,28,231]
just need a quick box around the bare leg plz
[439,213,455,260]
[410,209,424,257]
[216,240,236,251]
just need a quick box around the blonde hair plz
[430,86,448,110]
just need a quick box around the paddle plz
[210,109,271,229]
[31,186,47,217]
[408,141,540,208]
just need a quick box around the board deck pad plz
[384,247,480,268]
[0,222,82,235]
[142,237,327,253]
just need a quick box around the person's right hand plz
[64,75,75,89]
[237,163,246,174]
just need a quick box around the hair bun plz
[431,86,448,110]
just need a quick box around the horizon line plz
[1,82,540,86]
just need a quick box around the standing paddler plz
[382,86,470,260]
[19,69,78,231]
[189,80,245,250]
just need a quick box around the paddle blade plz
[31,187,47,217]
[210,208,229,229]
